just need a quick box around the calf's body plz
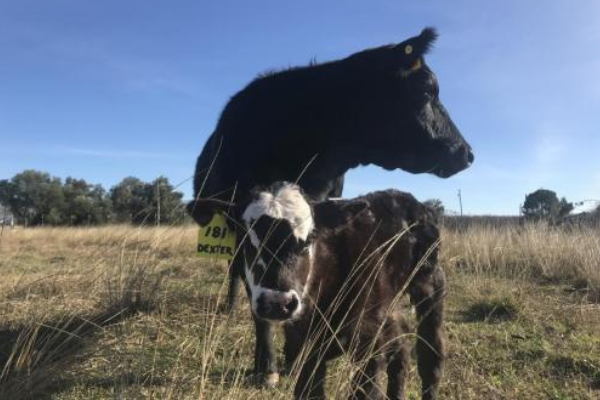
[240,185,445,399]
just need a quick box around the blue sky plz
[1,0,599,215]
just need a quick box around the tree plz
[110,176,184,225]
[558,197,574,218]
[0,203,14,226]
[147,176,185,225]
[110,177,149,224]
[0,170,65,225]
[63,177,113,225]
[522,189,572,222]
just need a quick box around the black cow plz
[235,182,444,399]
[188,28,470,386]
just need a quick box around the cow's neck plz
[286,135,365,182]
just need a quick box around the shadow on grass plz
[0,303,153,400]
[547,354,600,390]
[51,371,175,396]
[461,295,520,323]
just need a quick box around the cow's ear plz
[398,27,437,58]
[187,198,237,226]
[395,27,437,76]
[313,199,369,230]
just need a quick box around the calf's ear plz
[187,198,237,226]
[313,199,369,230]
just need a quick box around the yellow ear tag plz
[400,58,422,78]
[196,212,237,261]
[405,44,413,55]
[410,58,422,72]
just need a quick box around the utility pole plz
[156,181,161,227]
[458,189,463,217]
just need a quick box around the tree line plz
[0,170,187,226]
[2,171,597,227]
[430,188,599,225]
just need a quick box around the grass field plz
[0,224,599,399]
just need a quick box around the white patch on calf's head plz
[242,182,314,242]
[247,227,261,248]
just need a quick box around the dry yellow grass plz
[0,223,598,399]
[443,223,600,301]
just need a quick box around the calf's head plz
[241,182,365,322]
[239,183,312,321]
[351,28,473,177]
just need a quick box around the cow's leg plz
[386,316,410,400]
[226,256,243,312]
[294,354,327,400]
[409,267,445,400]
[350,354,385,400]
[227,253,244,313]
[253,316,279,387]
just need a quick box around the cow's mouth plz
[430,145,474,178]
[431,166,452,178]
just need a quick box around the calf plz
[238,182,444,399]
[189,27,468,385]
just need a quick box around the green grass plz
[0,225,598,399]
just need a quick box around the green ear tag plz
[196,212,237,261]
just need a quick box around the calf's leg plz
[350,355,385,400]
[409,267,445,400]
[238,257,279,387]
[253,316,279,387]
[294,355,327,400]
[386,317,410,400]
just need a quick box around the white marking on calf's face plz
[244,261,270,312]
[242,183,314,242]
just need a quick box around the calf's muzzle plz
[256,290,300,321]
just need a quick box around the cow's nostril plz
[284,295,299,314]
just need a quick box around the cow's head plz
[350,28,473,177]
